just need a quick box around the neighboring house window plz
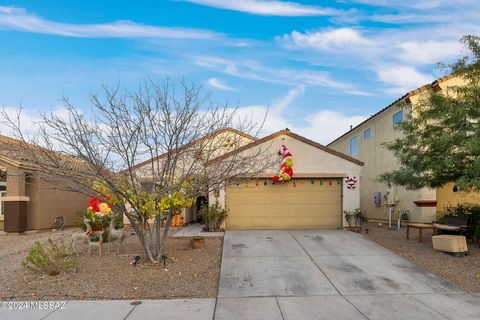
[0,190,5,217]
[363,128,372,140]
[350,136,358,156]
[393,110,403,125]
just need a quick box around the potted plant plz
[191,236,206,249]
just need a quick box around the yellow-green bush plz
[22,239,77,276]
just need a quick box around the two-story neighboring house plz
[328,74,477,223]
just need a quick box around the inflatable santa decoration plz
[272,145,294,183]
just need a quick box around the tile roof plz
[208,129,364,166]
[126,127,256,173]
[0,135,89,172]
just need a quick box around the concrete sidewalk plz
[0,299,216,320]
[3,293,480,320]
[172,223,224,238]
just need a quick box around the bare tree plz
[1,79,274,263]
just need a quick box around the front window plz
[0,191,6,218]
[364,128,372,140]
[350,136,358,156]
[393,110,403,125]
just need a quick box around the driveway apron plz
[216,229,480,320]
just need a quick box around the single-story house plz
[209,129,363,229]
[130,128,363,229]
[0,135,87,232]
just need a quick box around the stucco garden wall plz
[28,178,88,230]
[436,183,480,218]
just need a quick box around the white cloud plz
[194,55,371,95]
[207,78,236,91]
[0,106,41,138]
[0,6,218,39]
[181,0,338,16]
[277,24,476,94]
[0,106,73,142]
[369,13,446,24]
[396,41,463,65]
[271,85,304,111]
[342,0,473,9]
[235,86,367,144]
[233,86,303,134]
[298,110,367,144]
[376,65,434,94]
[282,28,370,51]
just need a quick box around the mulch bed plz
[0,228,223,300]
[361,222,480,293]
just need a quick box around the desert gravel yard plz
[363,222,480,293]
[0,228,222,301]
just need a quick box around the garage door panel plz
[226,204,341,217]
[226,178,342,229]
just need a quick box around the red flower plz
[88,197,101,212]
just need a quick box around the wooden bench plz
[433,214,470,236]
[406,223,434,242]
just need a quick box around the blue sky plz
[0,0,478,143]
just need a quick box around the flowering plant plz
[76,196,113,232]
[87,195,112,216]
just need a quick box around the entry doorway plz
[0,189,6,229]
[195,195,208,223]
[0,168,6,225]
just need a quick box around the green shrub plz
[344,208,368,227]
[199,204,228,232]
[445,203,480,241]
[22,239,77,276]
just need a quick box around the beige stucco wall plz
[437,183,480,218]
[29,180,88,229]
[328,75,467,223]
[0,158,87,230]
[4,164,26,197]
[28,178,88,230]
[328,104,435,222]
[134,130,255,180]
[211,133,362,227]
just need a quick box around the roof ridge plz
[327,72,457,146]
[125,127,256,172]
[208,129,364,166]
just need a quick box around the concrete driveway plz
[216,229,480,320]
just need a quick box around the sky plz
[0,0,478,144]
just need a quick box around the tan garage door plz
[226,178,342,229]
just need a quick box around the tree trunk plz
[159,211,174,257]
[126,212,158,263]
